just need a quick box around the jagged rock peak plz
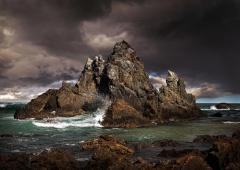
[83,55,105,71]
[166,70,179,90]
[110,40,137,60]
[113,40,133,53]
[167,70,178,79]
[84,58,93,70]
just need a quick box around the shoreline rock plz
[215,103,234,110]
[14,41,202,127]
[1,130,240,170]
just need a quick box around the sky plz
[0,0,239,103]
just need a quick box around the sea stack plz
[14,41,202,127]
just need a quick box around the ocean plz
[0,102,240,158]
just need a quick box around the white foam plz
[201,105,232,111]
[0,104,7,108]
[223,121,240,124]
[32,100,110,129]
[210,105,230,110]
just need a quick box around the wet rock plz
[81,135,134,155]
[232,129,240,139]
[152,139,181,147]
[174,154,212,170]
[82,135,136,170]
[0,148,80,170]
[215,103,234,110]
[30,148,79,170]
[102,99,150,128]
[206,137,240,170]
[14,89,58,119]
[154,154,212,170]
[126,141,150,152]
[158,149,200,158]
[193,135,228,144]
[0,153,31,170]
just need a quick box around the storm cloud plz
[0,0,239,101]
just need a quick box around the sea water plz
[0,102,240,156]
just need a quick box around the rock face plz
[102,99,150,128]
[15,40,202,126]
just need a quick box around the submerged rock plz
[193,135,228,144]
[14,40,202,127]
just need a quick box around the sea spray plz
[0,104,7,108]
[32,97,111,128]
[201,105,232,111]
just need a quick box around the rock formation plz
[14,40,202,127]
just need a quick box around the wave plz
[32,100,110,129]
[223,121,240,124]
[201,108,240,111]
[0,104,7,108]
[201,105,240,111]
[210,105,230,110]
[0,102,26,108]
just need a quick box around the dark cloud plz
[118,0,240,95]
[0,0,239,101]
[0,0,143,57]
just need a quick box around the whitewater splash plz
[201,105,232,111]
[0,104,7,108]
[32,100,111,129]
[223,121,240,124]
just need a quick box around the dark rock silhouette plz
[14,41,202,127]
[0,148,80,170]
[215,103,234,109]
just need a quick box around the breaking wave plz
[210,105,230,110]
[201,105,239,111]
[32,101,110,129]
[0,104,7,108]
[223,121,240,124]
[32,108,105,128]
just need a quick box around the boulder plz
[206,137,240,170]
[82,135,136,170]
[15,40,202,127]
[0,148,80,170]
[102,99,150,128]
[14,89,59,119]
[215,103,234,110]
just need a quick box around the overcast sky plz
[0,0,239,103]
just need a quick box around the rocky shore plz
[14,41,202,127]
[1,130,240,170]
